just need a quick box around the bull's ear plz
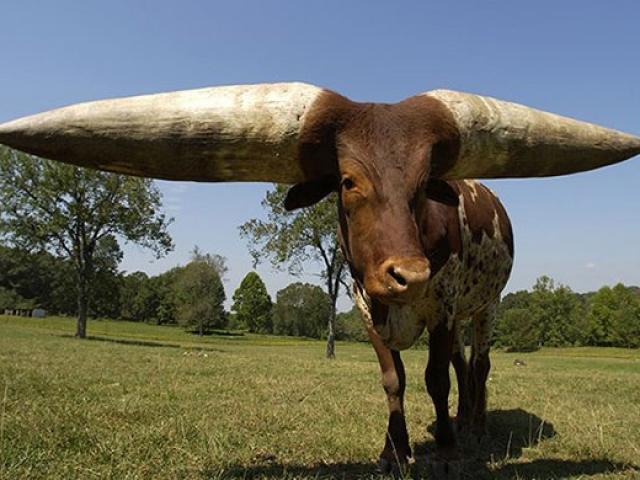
[284,175,338,211]
[426,178,459,207]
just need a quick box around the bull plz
[1,83,638,476]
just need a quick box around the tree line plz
[335,276,640,350]
[0,244,335,340]
[0,244,226,335]
[494,276,640,351]
[3,242,638,350]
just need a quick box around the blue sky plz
[1,1,638,310]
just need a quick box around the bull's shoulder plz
[450,180,514,258]
[419,180,513,275]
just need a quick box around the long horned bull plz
[0,82,639,183]
[2,83,640,474]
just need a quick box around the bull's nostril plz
[388,267,407,287]
[375,258,430,302]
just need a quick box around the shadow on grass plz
[213,461,378,479]
[487,458,637,480]
[418,408,557,460]
[57,334,226,352]
[207,459,635,480]
[180,329,246,337]
[212,409,637,479]
[204,329,245,337]
[411,408,637,479]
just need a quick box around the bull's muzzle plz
[368,256,430,304]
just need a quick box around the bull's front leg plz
[425,321,458,460]
[366,323,412,472]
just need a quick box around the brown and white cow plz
[1,82,638,476]
[348,179,514,471]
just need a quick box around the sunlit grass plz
[1,315,639,479]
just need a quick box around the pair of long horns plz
[0,82,638,182]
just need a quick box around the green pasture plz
[1,315,639,479]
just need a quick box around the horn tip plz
[0,117,38,152]
[621,134,640,157]
[0,120,22,149]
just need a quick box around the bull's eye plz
[341,178,355,191]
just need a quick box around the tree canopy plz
[586,284,640,348]
[239,185,349,358]
[231,271,272,333]
[272,282,332,339]
[0,147,173,337]
[495,276,640,351]
[173,249,227,336]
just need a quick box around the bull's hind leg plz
[365,324,412,472]
[451,318,472,434]
[468,302,496,438]
[425,320,463,480]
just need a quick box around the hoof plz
[428,458,461,480]
[378,457,392,475]
[377,455,413,476]
[470,425,488,445]
[452,415,471,436]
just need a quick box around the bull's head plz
[283,93,462,304]
[1,83,639,306]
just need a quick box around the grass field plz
[1,315,639,479]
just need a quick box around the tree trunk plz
[326,305,336,359]
[76,283,88,338]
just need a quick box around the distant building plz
[3,308,47,318]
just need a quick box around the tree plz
[88,235,124,318]
[497,290,533,317]
[120,272,156,322]
[272,282,332,339]
[150,266,184,325]
[189,246,228,279]
[495,308,540,352]
[0,244,77,315]
[529,276,586,347]
[587,284,640,348]
[0,147,173,337]
[0,286,23,311]
[607,285,640,348]
[495,277,586,348]
[231,271,272,332]
[174,250,227,335]
[335,306,369,342]
[0,244,61,310]
[240,186,349,358]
